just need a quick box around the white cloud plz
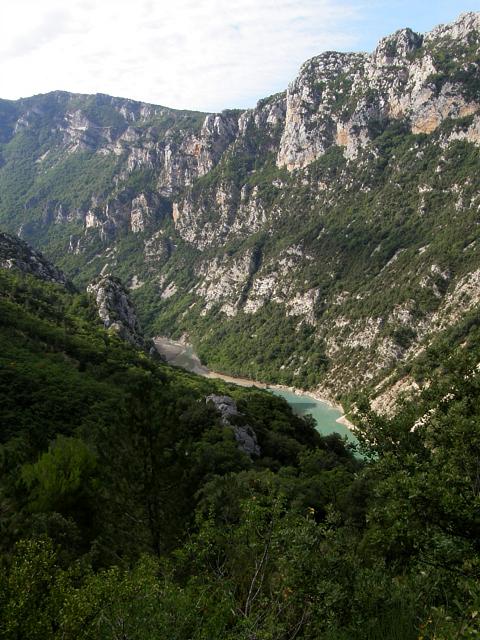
[0,0,363,111]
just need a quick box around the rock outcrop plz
[0,231,68,285]
[277,13,479,170]
[87,275,145,348]
[206,395,261,457]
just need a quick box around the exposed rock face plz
[0,232,68,285]
[194,250,258,316]
[277,52,367,170]
[0,13,479,407]
[87,276,145,348]
[277,14,480,170]
[206,395,261,457]
[76,191,171,247]
[426,10,480,44]
[371,376,421,416]
[196,113,240,175]
[130,194,153,233]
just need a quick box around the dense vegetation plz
[0,20,479,636]
[145,122,480,395]
[0,266,479,639]
[0,25,478,397]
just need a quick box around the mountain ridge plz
[0,11,479,409]
[2,14,480,637]
[0,230,68,287]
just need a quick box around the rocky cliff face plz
[277,13,480,169]
[0,12,479,406]
[87,275,145,348]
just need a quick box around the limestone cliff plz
[87,275,145,348]
[0,12,479,407]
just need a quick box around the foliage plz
[0,268,331,563]
[0,266,480,637]
[0,30,480,637]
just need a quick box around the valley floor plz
[154,335,354,431]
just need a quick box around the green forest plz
[0,267,479,639]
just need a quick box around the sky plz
[0,0,479,112]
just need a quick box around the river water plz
[154,336,357,444]
[270,388,355,441]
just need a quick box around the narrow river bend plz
[154,336,357,445]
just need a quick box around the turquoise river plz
[154,336,358,445]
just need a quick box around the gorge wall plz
[0,12,479,408]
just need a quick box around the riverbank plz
[274,387,353,431]
[154,335,355,431]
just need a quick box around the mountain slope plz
[1,239,480,638]
[0,241,331,563]
[0,12,479,405]
[0,231,68,286]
